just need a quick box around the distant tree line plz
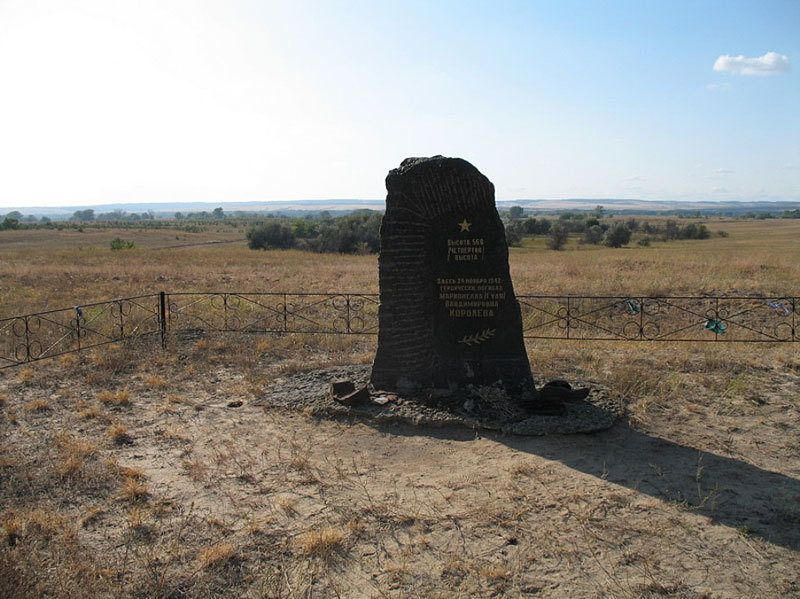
[502,206,722,250]
[0,204,737,254]
[0,210,49,230]
[735,210,800,219]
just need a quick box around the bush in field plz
[584,217,601,229]
[681,223,711,240]
[246,223,296,250]
[291,219,318,238]
[110,238,135,250]
[504,221,524,247]
[547,224,568,250]
[660,220,713,241]
[523,217,551,234]
[310,211,381,254]
[508,206,524,218]
[581,225,604,244]
[603,223,632,248]
[72,209,95,222]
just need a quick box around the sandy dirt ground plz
[1,341,799,598]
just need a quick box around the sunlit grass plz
[2,219,797,320]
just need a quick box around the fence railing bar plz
[0,293,161,322]
[165,291,380,298]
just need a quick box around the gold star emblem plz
[458,219,471,232]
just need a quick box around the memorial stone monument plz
[370,156,535,397]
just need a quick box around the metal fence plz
[1,292,796,369]
[517,295,796,342]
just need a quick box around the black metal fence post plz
[23,316,31,361]
[638,296,645,340]
[159,291,167,349]
[566,296,571,340]
[282,293,288,333]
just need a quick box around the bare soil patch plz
[1,336,798,598]
[258,365,622,435]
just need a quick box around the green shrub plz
[523,217,551,235]
[681,223,710,240]
[309,211,381,254]
[581,225,604,245]
[547,224,568,250]
[110,238,135,250]
[504,221,524,247]
[603,223,632,248]
[246,223,296,250]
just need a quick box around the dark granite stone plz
[370,156,534,396]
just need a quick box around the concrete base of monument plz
[256,365,624,436]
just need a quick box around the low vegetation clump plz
[247,210,381,254]
[197,542,238,570]
[294,527,346,560]
[110,237,135,250]
[0,217,20,230]
[106,424,133,445]
[246,222,296,250]
[547,223,569,250]
[119,475,149,503]
[502,207,721,249]
[603,222,633,247]
[98,389,132,406]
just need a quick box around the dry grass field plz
[1,218,799,598]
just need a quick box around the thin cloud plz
[713,51,790,75]
[714,168,732,175]
[705,82,731,91]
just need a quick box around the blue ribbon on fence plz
[766,302,791,315]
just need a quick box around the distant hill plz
[496,199,800,215]
[3,198,799,219]
[1,200,385,219]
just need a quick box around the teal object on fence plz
[704,319,727,334]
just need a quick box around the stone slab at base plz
[257,366,623,436]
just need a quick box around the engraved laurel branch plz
[458,328,496,346]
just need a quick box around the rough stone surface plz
[370,156,533,396]
[256,365,622,436]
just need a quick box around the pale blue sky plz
[0,0,797,208]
